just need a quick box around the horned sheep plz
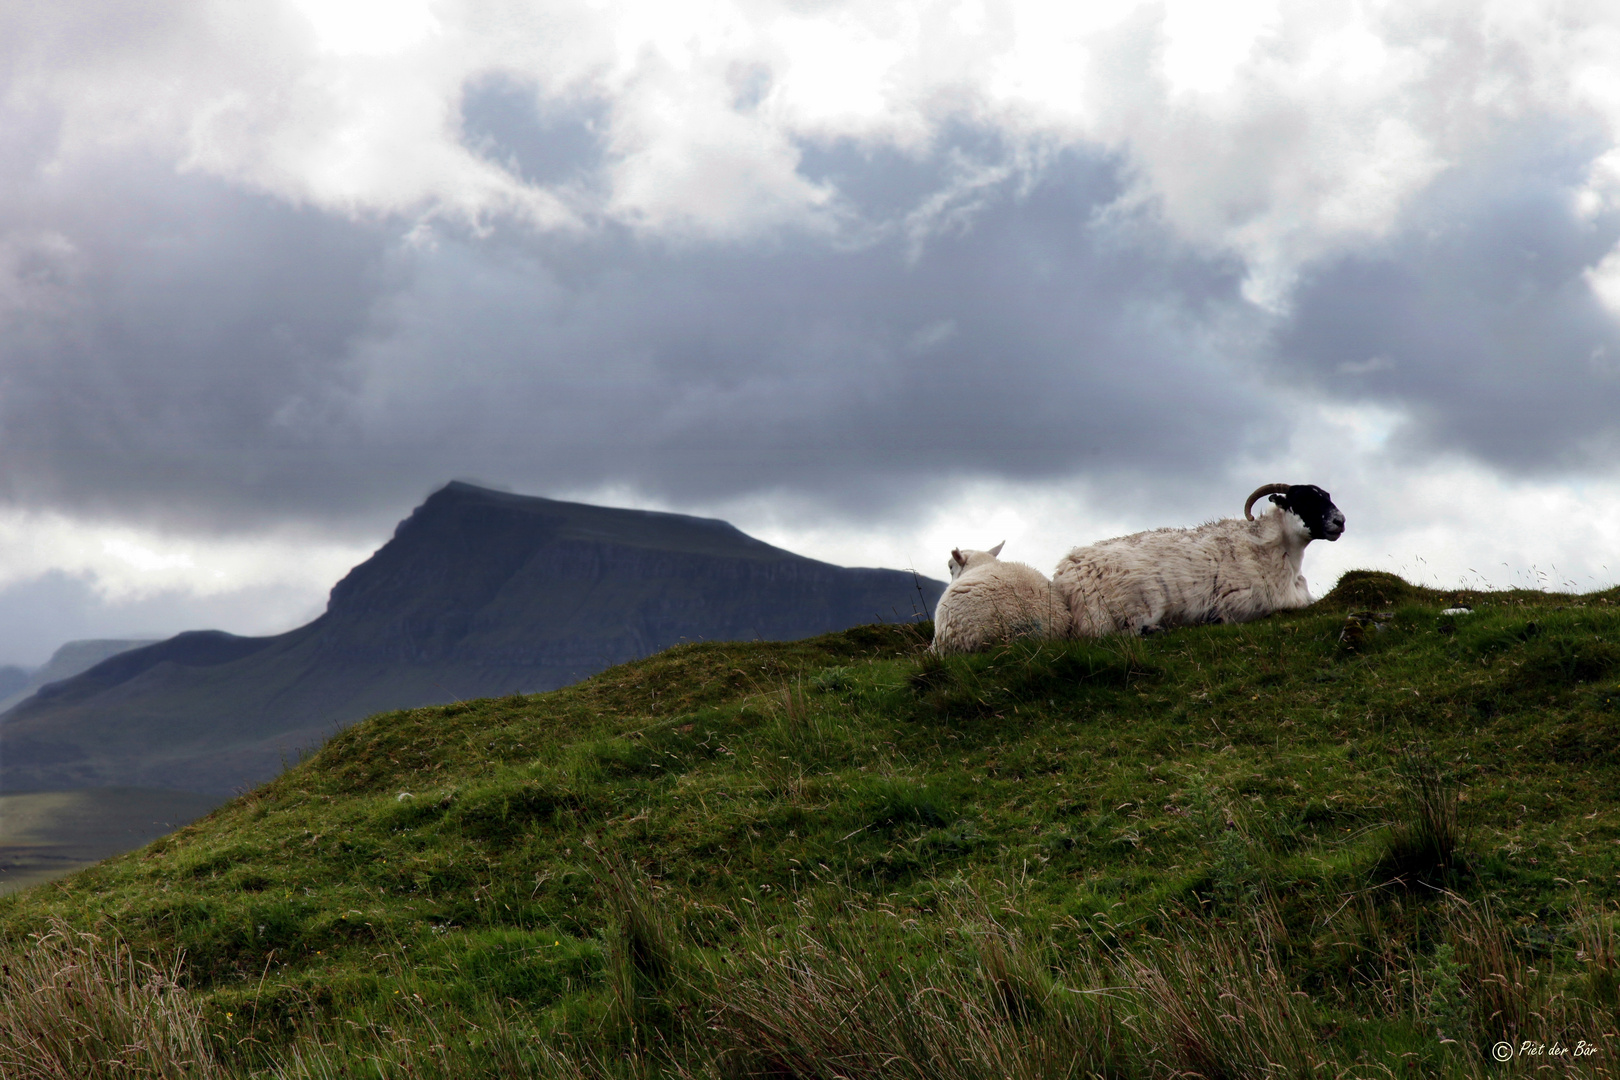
[1052,483,1345,637]
[931,542,1072,654]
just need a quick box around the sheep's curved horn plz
[1244,483,1291,521]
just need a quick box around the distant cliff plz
[0,639,160,716]
[0,483,942,794]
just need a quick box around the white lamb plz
[1053,483,1346,637]
[931,542,1073,654]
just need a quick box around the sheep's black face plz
[1270,485,1345,541]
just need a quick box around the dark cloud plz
[0,130,1278,531]
[0,155,393,531]
[795,124,1016,221]
[1274,127,1620,472]
[14,104,1620,544]
[342,143,1273,512]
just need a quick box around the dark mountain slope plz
[0,638,163,715]
[0,482,942,793]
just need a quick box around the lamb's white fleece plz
[932,546,1072,654]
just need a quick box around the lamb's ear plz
[951,548,965,565]
[988,541,1005,557]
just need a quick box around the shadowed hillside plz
[0,638,161,716]
[0,482,942,794]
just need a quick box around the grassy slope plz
[3,570,1620,1076]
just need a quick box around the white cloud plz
[1302,464,1620,595]
[0,508,371,607]
[696,478,1141,586]
[1588,243,1620,318]
[288,0,441,56]
[1159,0,1280,98]
[19,0,1620,277]
[568,421,1620,611]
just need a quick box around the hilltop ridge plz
[2,574,1617,1077]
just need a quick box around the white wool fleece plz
[932,545,1072,654]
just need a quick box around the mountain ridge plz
[0,638,162,716]
[0,482,943,793]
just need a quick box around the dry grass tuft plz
[0,918,224,1080]
[695,905,1122,1080]
[1122,906,1322,1080]
[1385,745,1467,881]
[591,846,679,1042]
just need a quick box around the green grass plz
[3,570,1620,1077]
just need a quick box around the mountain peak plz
[2,484,943,793]
[401,481,778,558]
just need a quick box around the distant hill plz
[0,666,28,707]
[0,482,943,794]
[0,638,160,716]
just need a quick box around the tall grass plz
[693,905,1125,1080]
[0,919,224,1080]
[690,895,1356,1080]
[1384,745,1468,882]
[0,921,597,1080]
[1120,903,1326,1078]
[4,893,1617,1078]
[262,993,593,1080]
[592,847,679,1042]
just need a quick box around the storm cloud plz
[1277,129,1620,472]
[341,149,1271,507]
[0,160,392,527]
[0,119,1272,527]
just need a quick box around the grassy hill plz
[1,570,1618,1078]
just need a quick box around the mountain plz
[0,666,29,707]
[0,638,160,716]
[0,482,943,794]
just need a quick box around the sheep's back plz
[932,560,1070,653]
[1054,517,1304,634]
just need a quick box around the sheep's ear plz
[951,548,965,565]
[988,541,1005,557]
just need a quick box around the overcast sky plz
[3,0,1620,665]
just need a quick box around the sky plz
[4,0,1620,665]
